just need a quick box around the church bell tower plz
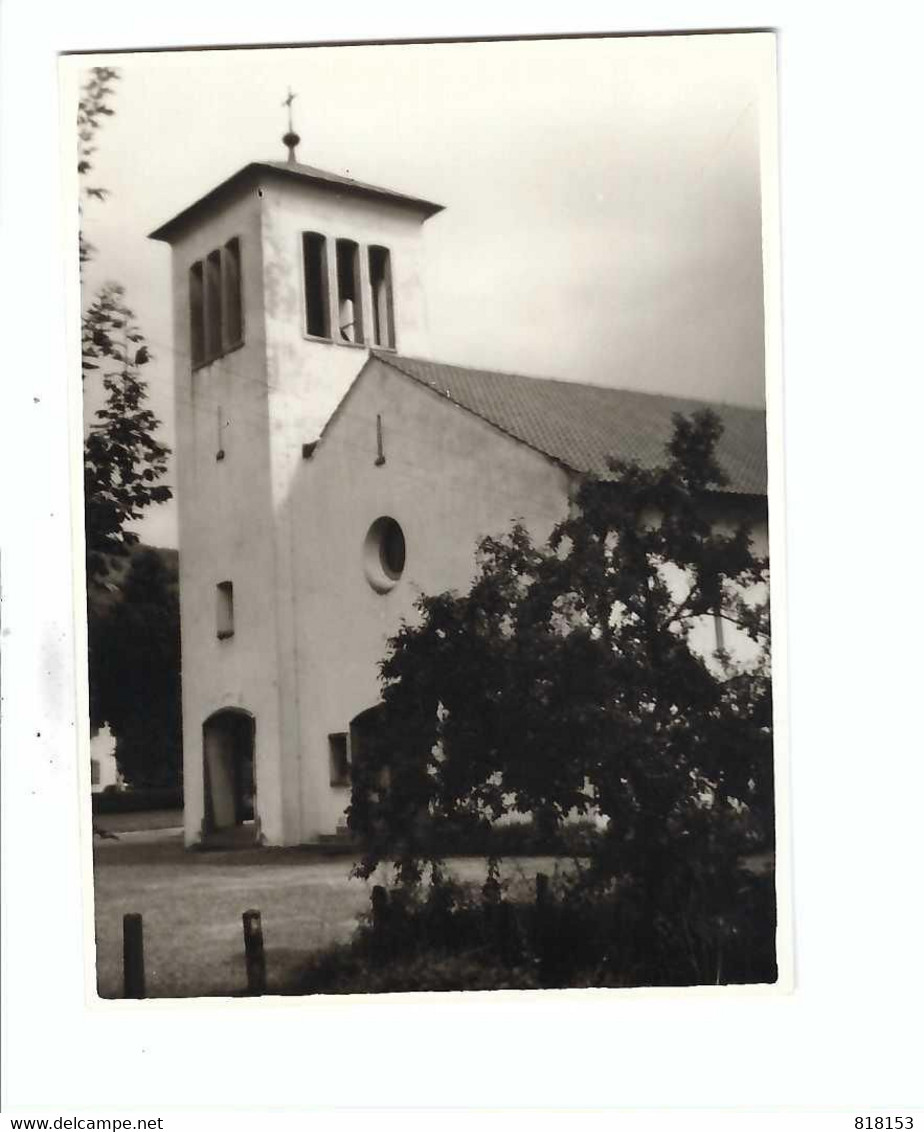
[149,104,444,846]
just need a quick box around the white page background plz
[2,0,922,1119]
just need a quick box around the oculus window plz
[363,517,406,593]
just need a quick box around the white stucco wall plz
[288,357,574,839]
[260,175,436,442]
[163,184,287,845]
[159,170,441,845]
[255,176,440,843]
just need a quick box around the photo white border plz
[57,28,790,1014]
[3,0,923,1116]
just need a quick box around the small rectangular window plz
[303,232,330,338]
[329,732,350,787]
[369,245,395,349]
[223,237,243,349]
[205,250,223,361]
[189,261,205,368]
[335,239,363,344]
[216,581,235,640]
[90,758,100,786]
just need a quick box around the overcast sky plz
[74,32,774,548]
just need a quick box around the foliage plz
[79,66,172,581]
[92,548,182,788]
[77,66,119,265]
[83,285,170,581]
[297,865,776,994]
[300,945,540,995]
[425,816,603,859]
[347,411,774,985]
[299,874,539,994]
[79,67,177,790]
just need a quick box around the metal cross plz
[283,88,297,133]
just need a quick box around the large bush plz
[344,412,775,988]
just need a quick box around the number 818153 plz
[855,1120,914,1129]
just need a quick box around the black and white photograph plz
[70,31,783,999]
[10,1,924,1122]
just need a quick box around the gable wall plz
[286,358,574,839]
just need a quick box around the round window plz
[363,517,406,592]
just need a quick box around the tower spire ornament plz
[282,87,300,164]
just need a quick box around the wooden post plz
[485,894,517,967]
[242,909,266,995]
[535,873,554,987]
[122,912,145,999]
[371,885,389,963]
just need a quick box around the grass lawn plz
[92,831,564,999]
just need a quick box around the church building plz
[150,127,768,848]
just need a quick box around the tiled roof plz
[376,353,767,496]
[150,160,443,242]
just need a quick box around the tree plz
[79,67,178,786]
[94,548,182,789]
[349,411,773,981]
[79,65,171,582]
[77,65,118,266]
[82,284,170,581]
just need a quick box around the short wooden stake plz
[535,873,555,988]
[122,912,145,999]
[242,909,266,995]
[371,885,389,963]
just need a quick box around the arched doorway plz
[202,709,256,843]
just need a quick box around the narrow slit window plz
[329,732,350,787]
[336,239,363,344]
[713,609,726,653]
[189,261,205,368]
[223,237,243,349]
[303,232,330,338]
[205,250,223,361]
[216,581,235,640]
[189,238,244,369]
[369,245,395,349]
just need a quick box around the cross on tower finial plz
[282,88,300,164]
